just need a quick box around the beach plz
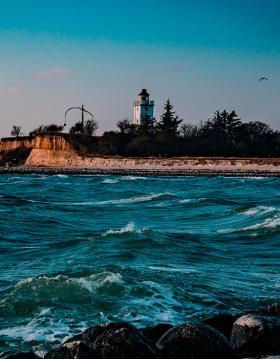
[1,163,280,177]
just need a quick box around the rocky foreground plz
[3,304,280,358]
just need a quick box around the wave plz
[55,174,69,178]
[13,272,124,293]
[1,272,125,315]
[0,307,85,357]
[220,212,280,234]
[241,206,277,216]
[0,195,38,206]
[148,265,197,274]
[121,176,147,181]
[101,222,146,237]
[240,215,280,231]
[102,178,119,184]
[97,192,175,205]
[50,192,175,207]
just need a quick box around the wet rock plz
[260,303,280,317]
[156,323,236,359]
[203,314,236,339]
[64,322,137,347]
[139,323,173,344]
[230,314,280,356]
[93,327,156,358]
[44,341,99,359]
[3,353,41,359]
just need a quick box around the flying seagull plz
[259,77,269,81]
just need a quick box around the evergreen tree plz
[157,99,182,137]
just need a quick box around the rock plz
[64,322,137,347]
[139,323,173,344]
[260,303,280,317]
[203,314,236,339]
[156,323,236,359]
[44,341,99,359]
[2,353,41,359]
[93,327,156,358]
[230,314,280,356]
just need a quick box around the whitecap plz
[97,192,174,205]
[52,193,174,207]
[121,176,147,181]
[220,214,280,234]
[241,215,280,231]
[179,198,192,204]
[129,280,182,323]
[55,174,69,178]
[242,206,277,216]
[102,179,119,184]
[102,222,145,237]
[74,272,124,292]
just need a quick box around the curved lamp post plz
[64,104,94,132]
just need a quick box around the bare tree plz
[84,119,98,136]
[180,123,198,138]
[11,126,22,137]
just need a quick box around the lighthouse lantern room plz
[133,89,154,125]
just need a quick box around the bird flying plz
[259,77,268,81]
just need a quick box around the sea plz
[1,174,280,355]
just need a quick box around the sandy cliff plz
[0,137,33,153]
[25,134,78,166]
[1,134,280,172]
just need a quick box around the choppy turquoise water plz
[1,174,280,354]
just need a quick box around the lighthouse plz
[133,89,154,125]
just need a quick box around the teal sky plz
[0,0,279,136]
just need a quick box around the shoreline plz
[3,304,280,359]
[1,165,280,177]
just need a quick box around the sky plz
[0,0,279,137]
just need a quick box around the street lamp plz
[64,105,94,132]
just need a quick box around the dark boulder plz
[203,314,236,339]
[64,322,137,348]
[139,323,173,344]
[260,303,280,317]
[93,327,156,359]
[230,314,280,356]
[156,323,236,359]
[3,353,41,359]
[44,341,100,359]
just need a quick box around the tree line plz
[10,99,280,157]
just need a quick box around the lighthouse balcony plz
[133,100,154,106]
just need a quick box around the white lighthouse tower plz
[133,89,154,125]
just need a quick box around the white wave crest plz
[242,206,277,216]
[75,272,124,292]
[14,272,124,295]
[53,193,173,207]
[241,215,280,231]
[121,176,147,181]
[97,192,173,205]
[220,213,280,234]
[179,198,192,204]
[102,179,119,184]
[102,222,145,237]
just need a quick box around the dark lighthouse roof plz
[138,89,150,97]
